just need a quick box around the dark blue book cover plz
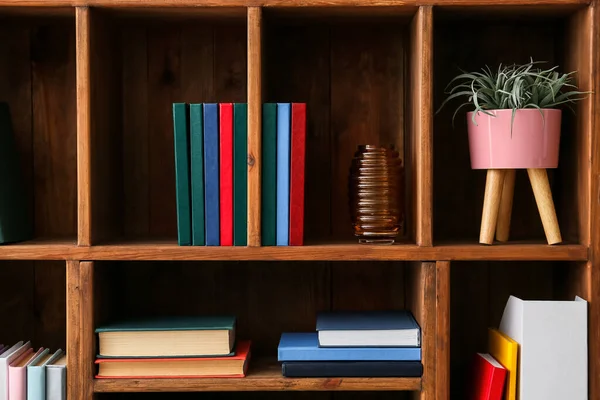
[190,104,205,246]
[203,103,220,246]
[276,103,290,246]
[277,333,421,362]
[281,361,423,377]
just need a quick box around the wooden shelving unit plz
[0,1,597,400]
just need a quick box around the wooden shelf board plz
[0,239,587,261]
[93,359,422,392]
[84,240,587,261]
[0,0,588,9]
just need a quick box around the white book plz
[46,354,66,400]
[499,295,587,400]
[0,341,30,400]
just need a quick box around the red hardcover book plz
[470,353,507,400]
[289,103,306,246]
[219,103,233,246]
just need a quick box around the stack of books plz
[261,103,306,246]
[277,310,422,377]
[94,316,251,379]
[171,102,307,247]
[0,341,66,400]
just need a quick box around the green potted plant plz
[437,59,589,245]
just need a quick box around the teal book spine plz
[172,103,192,246]
[190,104,205,246]
[26,348,51,400]
[261,103,277,246]
[233,103,248,246]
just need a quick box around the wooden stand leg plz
[495,169,516,242]
[479,169,505,245]
[527,168,562,245]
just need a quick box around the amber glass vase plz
[349,145,404,244]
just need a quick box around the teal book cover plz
[95,315,236,332]
[172,103,192,246]
[27,349,63,400]
[190,104,205,246]
[233,103,247,246]
[261,103,277,246]
[0,103,32,244]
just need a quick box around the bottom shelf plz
[93,359,422,392]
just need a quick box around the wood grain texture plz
[76,7,92,246]
[406,262,435,399]
[80,261,95,400]
[66,261,81,400]
[435,261,450,400]
[93,361,421,392]
[409,6,433,246]
[247,6,262,246]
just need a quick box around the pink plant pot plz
[467,109,562,169]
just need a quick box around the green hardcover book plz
[190,104,205,246]
[172,103,192,246]
[233,103,247,246]
[0,103,32,244]
[262,103,277,246]
[95,316,236,358]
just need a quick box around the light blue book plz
[316,310,421,347]
[277,333,421,362]
[27,349,62,400]
[276,103,291,246]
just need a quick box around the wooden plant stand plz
[480,168,562,245]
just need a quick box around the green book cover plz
[233,103,247,246]
[0,103,32,244]
[190,104,205,246]
[262,103,277,246]
[95,315,236,332]
[172,103,192,246]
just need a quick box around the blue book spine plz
[203,103,220,246]
[190,104,205,246]
[276,103,291,246]
[278,345,421,362]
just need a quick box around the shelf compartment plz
[432,6,593,245]
[262,8,423,246]
[0,261,66,352]
[450,260,589,399]
[0,10,77,245]
[93,358,422,392]
[84,7,248,244]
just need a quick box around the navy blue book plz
[277,333,421,362]
[281,361,423,378]
[203,103,220,246]
[316,310,420,347]
[276,103,290,246]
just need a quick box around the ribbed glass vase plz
[348,145,404,244]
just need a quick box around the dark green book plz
[262,103,277,246]
[233,103,247,246]
[173,103,192,246]
[190,104,205,246]
[96,316,236,357]
[0,103,32,244]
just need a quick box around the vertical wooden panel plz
[330,23,405,241]
[409,6,432,246]
[264,25,330,242]
[66,260,81,400]
[436,261,450,400]
[80,261,95,400]
[76,7,91,245]
[247,7,262,246]
[122,26,150,238]
[407,262,435,400]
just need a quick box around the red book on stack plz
[470,353,507,400]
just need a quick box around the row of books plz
[171,102,306,247]
[278,310,423,377]
[469,295,587,400]
[0,341,66,400]
[95,316,250,378]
